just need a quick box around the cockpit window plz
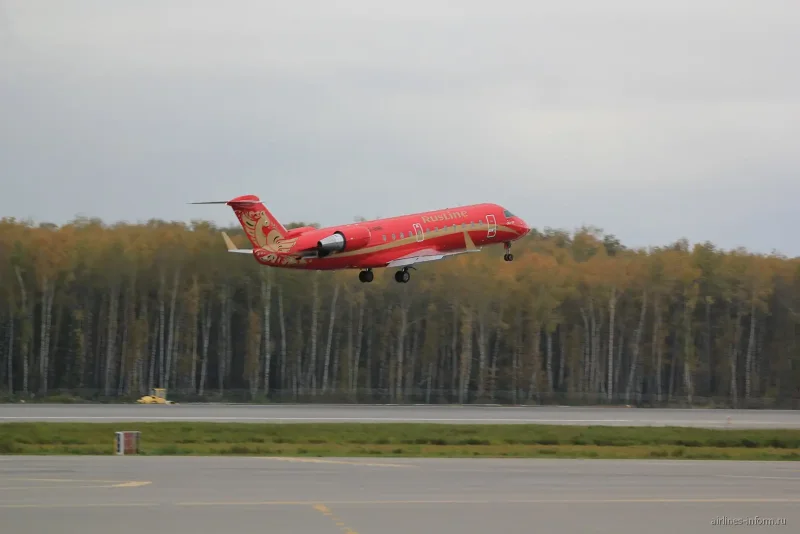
[503,209,514,218]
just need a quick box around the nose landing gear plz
[358,269,374,283]
[503,241,514,261]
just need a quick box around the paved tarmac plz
[1,456,797,533]
[1,403,799,428]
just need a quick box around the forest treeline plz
[1,216,799,408]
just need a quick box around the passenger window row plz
[381,220,487,242]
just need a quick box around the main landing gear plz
[357,268,411,283]
[358,269,374,283]
[394,268,410,283]
[503,241,514,262]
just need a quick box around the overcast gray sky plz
[1,0,798,254]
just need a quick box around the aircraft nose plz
[517,218,530,236]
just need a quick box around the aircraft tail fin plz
[190,195,290,251]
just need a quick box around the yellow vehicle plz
[136,388,176,404]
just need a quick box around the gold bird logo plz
[238,210,297,253]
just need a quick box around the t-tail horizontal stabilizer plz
[189,199,261,205]
[221,232,253,254]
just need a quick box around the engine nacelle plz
[317,233,346,255]
[316,226,372,257]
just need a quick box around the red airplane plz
[191,194,530,283]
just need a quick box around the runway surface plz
[1,456,797,533]
[1,403,799,428]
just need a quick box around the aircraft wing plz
[385,248,482,268]
[385,229,483,268]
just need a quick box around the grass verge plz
[1,423,799,460]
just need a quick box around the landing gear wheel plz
[394,269,410,283]
[358,270,374,283]
[503,241,513,261]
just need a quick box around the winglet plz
[221,232,253,254]
[222,232,237,251]
[463,230,478,250]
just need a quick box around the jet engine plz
[317,233,346,255]
[316,227,371,257]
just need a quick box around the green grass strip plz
[1,423,799,460]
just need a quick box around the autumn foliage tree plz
[1,216,799,408]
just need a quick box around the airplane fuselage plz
[251,202,529,270]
